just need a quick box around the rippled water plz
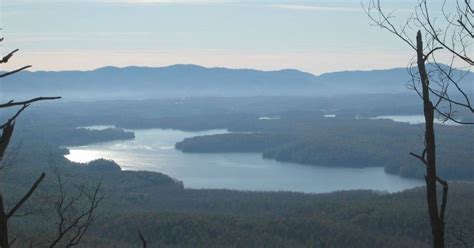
[65,128,424,193]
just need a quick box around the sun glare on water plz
[65,149,103,163]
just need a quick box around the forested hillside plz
[14,97,474,180]
[176,120,474,180]
[4,145,474,247]
[2,96,472,247]
[3,64,471,100]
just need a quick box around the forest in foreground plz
[0,96,472,247]
[4,141,474,247]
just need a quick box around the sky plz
[0,0,456,74]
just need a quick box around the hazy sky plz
[0,0,453,74]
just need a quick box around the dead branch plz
[47,173,105,248]
[0,49,19,64]
[6,173,45,219]
[0,97,62,109]
[137,229,147,248]
[0,65,32,79]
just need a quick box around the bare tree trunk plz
[0,195,10,248]
[0,35,60,248]
[416,30,445,248]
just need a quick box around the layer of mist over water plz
[65,128,424,193]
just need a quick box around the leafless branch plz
[0,97,62,109]
[410,151,427,165]
[47,171,105,248]
[0,49,19,64]
[0,142,21,171]
[0,123,15,161]
[436,176,448,223]
[0,65,32,79]
[8,238,15,247]
[6,173,46,219]
[418,0,474,65]
[434,107,474,124]
[424,47,443,61]
[364,0,417,50]
[0,32,61,248]
[137,228,147,248]
[0,104,30,129]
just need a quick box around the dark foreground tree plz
[0,32,60,248]
[365,1,473,247]
[0,33,102,248]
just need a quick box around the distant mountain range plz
[1,64,472,100]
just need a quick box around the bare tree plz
[0,31,61,248]
[0,174,45,248]
[364,1,473,247]
[43,170,105,248]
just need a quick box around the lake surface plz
[65,128,424,193]
[372,115,460,125]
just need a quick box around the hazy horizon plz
[1,1,473,246]
[12,62,420,75]
[1,0,458,74]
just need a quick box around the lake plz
[65,128,424,193]
[372,115,460,125]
